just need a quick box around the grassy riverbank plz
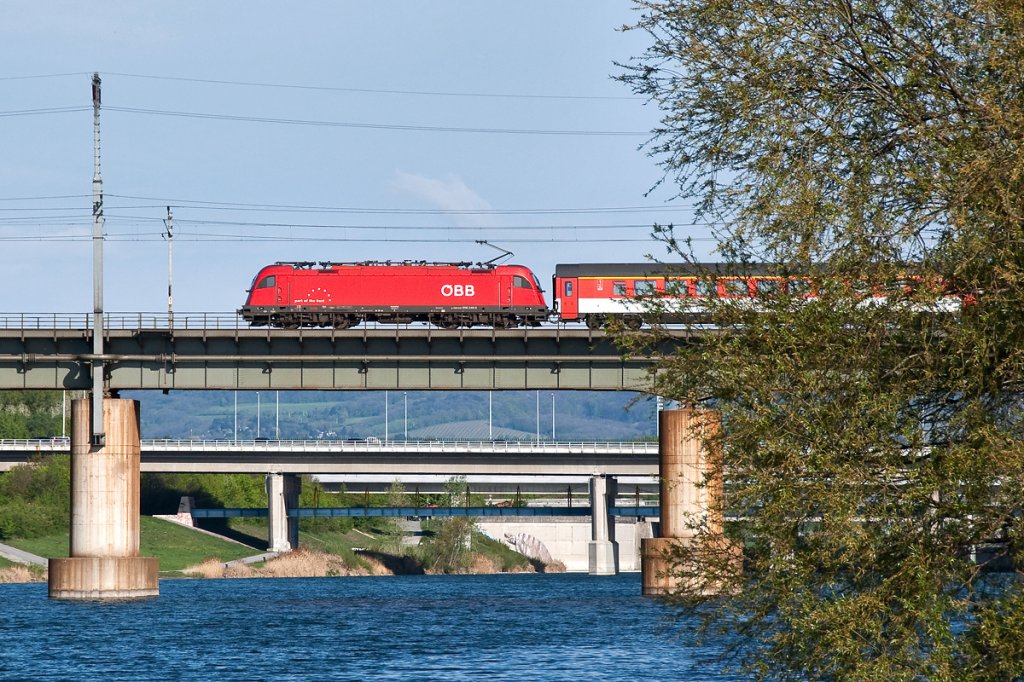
[5,516,259,574]
[1,457,549,581]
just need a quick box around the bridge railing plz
[0,438,658,454]
[141,439,658,454]
[0,313,94,330]
[0,312,252,330]
[0,312,607,332]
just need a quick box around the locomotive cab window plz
[256,275,276,289]
[564,281,573,297]
[612,281,627,297]
[634,280,656,296]
[513,275,532,289]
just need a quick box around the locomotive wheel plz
[430,315,459,330]
[333,316,356,330]
[585,315,605,330]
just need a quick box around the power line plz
[0,106,89,118]
[159,219,697,231]
[0,195,89,202]
[105,105,647,136]
[0,232,695,244]
[104,71,640,101]
[0,223,714,243]
[104,194,692,216]
[0,73,90,81]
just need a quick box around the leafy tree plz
[422,476,476,573]
[378,478,408,554]
[620,1,1024,679]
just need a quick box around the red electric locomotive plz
[239,260,548,329]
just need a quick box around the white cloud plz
[391,171,498,228]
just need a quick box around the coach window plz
[789,279,812,296]
[564,281,573,297]
[514,275,532,289]
[756,278,781,296]
[695,279,716,297]
[634,280,656,296]
[612,280,627,297]
[257,275,276,289]
[724,279,749,297]
[665,278,688,296]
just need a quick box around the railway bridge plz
[0,313,698,391]
[0,314,715,597]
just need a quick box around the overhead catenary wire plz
[103,71,642,101]
[104,105,647,136]
[0,232,706,244]
[104,194,694,215]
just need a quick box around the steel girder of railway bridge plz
[0,325,690,392]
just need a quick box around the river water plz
[0,573,741,681]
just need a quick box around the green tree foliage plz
[141,472,268,513]
[0,456,70,539]
[378,478,408,554]
[0,391,64,439]
[620,1,1024,679]
[421,476,477,573]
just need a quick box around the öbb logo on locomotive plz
[440,284,475,297]
[237,260,963,330]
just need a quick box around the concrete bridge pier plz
[642,408,739,595]
[48,399,159,600]
[588,474,619,575]
[266,473,300,552]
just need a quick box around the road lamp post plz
[404,392,408,441]
[535,390,540,444]
[256,391,261,439]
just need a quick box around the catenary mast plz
[91,72,105,446]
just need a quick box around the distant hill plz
[122,390,660,442]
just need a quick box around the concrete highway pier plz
[266,473,300,552]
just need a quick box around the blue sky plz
[2,2,709,314]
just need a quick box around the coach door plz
[557,276,579,320]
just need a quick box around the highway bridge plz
[0,437,659,476]
[0,313,695,392]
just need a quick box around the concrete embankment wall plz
[478,518,655,572]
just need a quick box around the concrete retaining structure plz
[479,518,654,572]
